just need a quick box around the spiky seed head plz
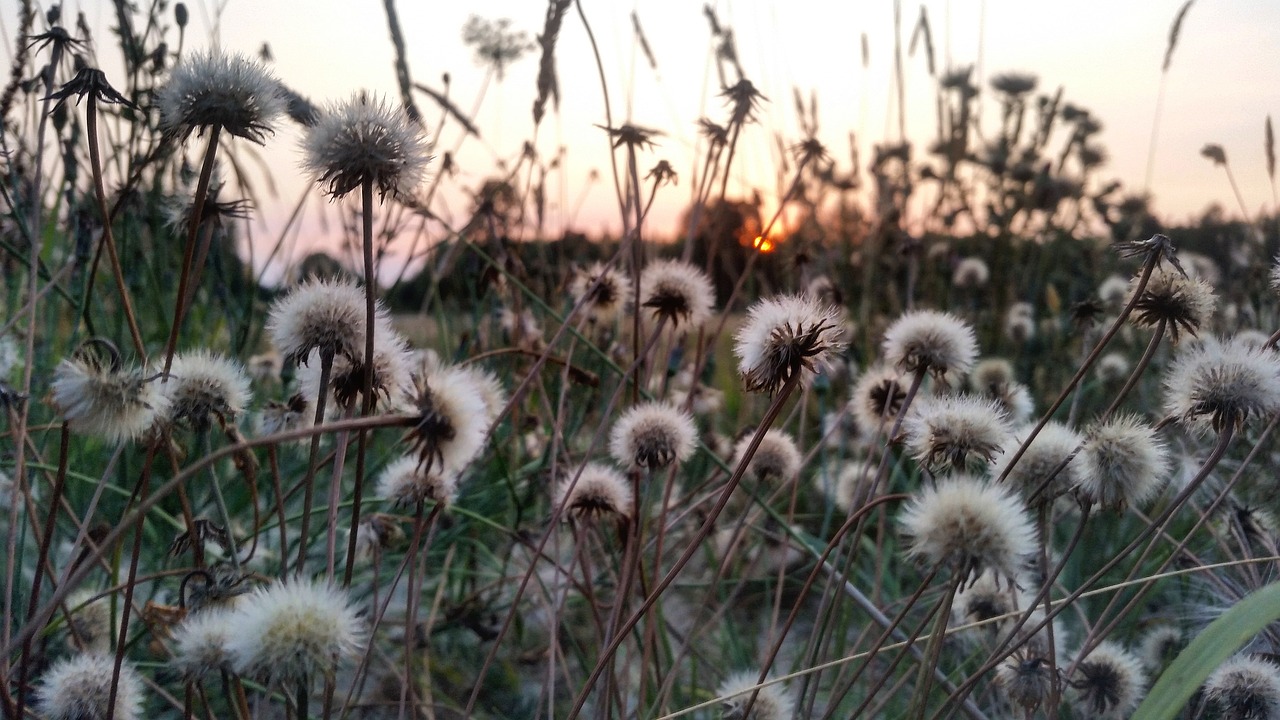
[555,463,631,520]
[732,429,802,485]
[296,329,413,412]
[1068,642,1147,719]
[997,651,1055,713]
[849,364,911,435]
[805,275,843,306]
[163,351,252,432]
[50,350,169,445]
[303,93,431,200]
[735,294,846,395]
[1138,625,1184,674]
[1127,264,1217,343]
[446,364,507,428]
[1075,415,1169,510]
[34,653,145,720]
[256,393,312,437]
[717,671,795,720]
[377,454,460,508]
[904,394,1012,474]
[1163,335,1280,434]
[570,262,632,325]
[882,309,978,381]
[225,579,364,684]
[638,259,716,331]
[170,607,238,681]
[952,257,990,288]
[352,513,406,563]
[951,570,1021,642]
[403,363,490,475]
[267,278,375,367]
[1203,654,1280,720]
[609,401,697,470]
[989,422,1083,502]
[899,475,1036,580]
[156,49,284,142]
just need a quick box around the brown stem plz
[163,124,223,375]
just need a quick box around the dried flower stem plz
[163,125,223,376]
[343,177,379,587]
[296,351,334,575]
[1101,318,1166,420]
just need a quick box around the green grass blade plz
[1132,580,1280,720]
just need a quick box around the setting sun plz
[751,235,775,253]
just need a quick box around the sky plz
[5,0,1280,276]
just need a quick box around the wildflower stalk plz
[565,373,803,720]
[163,125,223,375]
[106,445,159,720]
[343,177,378,587]
[325,406,356,580]
[1100,318,1166,420]
[296,350,335,574]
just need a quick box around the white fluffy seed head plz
[1068,641,1147,719]
[170,607,238,681]
[899,475,1036,579]
[226,579,365,684]
[608,401,697,470]
[732,429,802,485]
[164,350,253,431]
[637,259,716,331]
[156,49,284,143]
[1203,654,1280,719]
[303,93,431,200]
[952,257,990,288]
[555,463,632,520]
[296,329,413,413]
[849,364,911,436]
[734,293,846,395]
[815,460,876,514]
[404,363,491,476]
[1163,335,1280,434]
[267,278,375,366]
[988,422,1083,501]
[904,394,1013,474]
[35,653,145,720]
[1127,264,1217,343]
[570,262,632,325]
[716,671,795,720]
[1075,415,1168,510]
[882,309,978,381]
[50,352,169,445]
[377,454,460,508]
[1138,625,1184,674]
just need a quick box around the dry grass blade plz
[532,0,573,125]
[413,83,481,138]
[1266,115,1275,181]
[632,11,657,71]
[1162,0,1195,72]
[909,6,936,76]
[381,0,424,122]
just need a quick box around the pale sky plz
[7,1,1280,275]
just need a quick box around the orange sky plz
[6,1,1280,279]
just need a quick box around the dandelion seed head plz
[609,401,697,470]
[555,463,631,520]
[997,651,1056,713]
[156,49,284,142]
[735,293,846,395]
[1203,654,1280,720]
[1068,642,1147,719]
[297,330,413,412]
[1098,274,1131,308]
[1127,264,1217,343]
[64,590,113,653]
[35,653,145,720]
[267,278,375,367]
[732,429,802,485]
[904,394,1012,473]
[989,422,1083,501]
[818,460,875,514]
[1096,352,1130,383]
[805,275,843,307]
[1163,335,1280,434]
[951,570,1020,641]
[226,579,364,684]
[164,351,252,431]
[570,262,631,325]
[50,350,168,445]
[638,259,716,331]
[303,93,431,200]
[850,364,911,436]
[170,607,238,681]
[952,257,990,288]
[405,363,490,474]
[717,671,795,720]
[1005,311,1036,344]
[1075,415,1168,510]
[377,454,460,508]
[1138,625,1184,674]
[882,309,978,381]
[899,475,1036,580]
[256,392,312,437]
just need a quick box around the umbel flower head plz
[50,341,169,445]
[1126,264,1216,343]
[226,578,365,684]
[156,49,284,143]
[267,277,378,367]
[903,394,1012,474]
[555,463,631,520]
[1163,335,1280,434]
[34,653,145,720]
[1202,654,1280,719]
[569,261,631,325]
[637,259,716,331]
[882,309,978,381]
[303,92,431,200]
[162,351,253,432]
[1075,414,1169,510]
[608,400,697,470]
[899,475,1036,581]
[717,671,795,720]
[734,293,846,395]
[377,454,460,508]
[1068,641,1148,719]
